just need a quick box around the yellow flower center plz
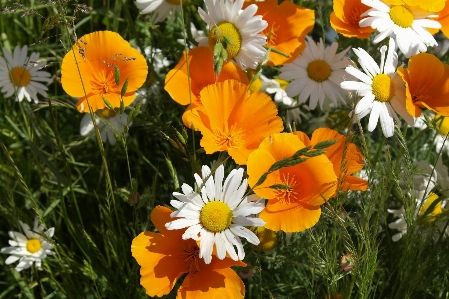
[307,60,331,82]
[419,193,442,223]
[274,173,301,204]
[91,68,115,96]
[26,238,42,253]
[214,126,245,149]
[435,115,449,136]
[371,74,394,102]
[96,108,117,119]
[200,201,233,232]
[10,67,31,87]
[389,5,414,28]
[208,22,242,59]
[165,0,187,5]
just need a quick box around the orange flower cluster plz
[61,31,148,112]
[131,206,246,299]
[247,129,367,232]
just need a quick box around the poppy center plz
[274,173,300,204]
[96,108,117,119]
[91,68,116,96]
[419,193,442,223]
[10,67,31,87]
[26,238,42,253]
[389,5,414,28]
[307,60,331,82]
[165,0,187,5]
[214,127,244,149]
[371,74,394,102]
[200,201,233,232]
[208,22,242,59]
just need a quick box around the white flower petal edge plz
[135,0,181,23]
[341,38,414,138]
[1,218,55,272]
[165,164,265,264]
[0,45,51,103]
[79,112,129,146]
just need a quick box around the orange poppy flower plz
[330,0,375,38]
[164,46,248,126]
[131,206,246,299]
[435,1,449,38]
[243,0,314,66]
[397,53,449,118]
[189,79,283,165]
[400,0,446,12]
[247,133,338,232]
[293,128,368,193]
[61,31,148,112]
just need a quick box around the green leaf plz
[314,139,338,150]
[121,77,129,97]
[102,97,115,110]
[114,66,120,85]
[268,184,291,190]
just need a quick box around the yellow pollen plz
[389,5,414,28]
[208,22,242,59]
[200,201,233,232]
[96,108,117,119]
[371,74,394,102]
[165,0,187,5]
[26,238,42,253]
[10,67,31,87]
[274,173,300,204]
[419,193,442,223]
[214,127,244,149]
[307,60,331,82]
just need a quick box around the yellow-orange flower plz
[61,31,148,112]
[435,1,449,38]
[397,53,449,117]
[293,128,368,193]
[131,206,246,299]
[189,79,283,165]
[400,0,445,12]
[330,0,375,38]
[244,0,314,66]
[164,46,248,126]
[247,133,338,232]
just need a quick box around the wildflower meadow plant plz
[2,0,449,298]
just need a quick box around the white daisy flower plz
[165,164,265,264]
[279,36,352,110]
[135,0,186,23]
[1,218,54,272]
[0,45,51,103]
[197,0,268,70]
[80,109,129,146]
[341,37,414,138]
[359,0,441,58]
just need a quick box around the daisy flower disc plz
[135,0,186,23]
[0,45,51,103]
[197,0,268,70]
[165,164,265,264]
[359,0,441,58]
[341,38,414,138]
[1,218,55,272]
[279,36,352,110]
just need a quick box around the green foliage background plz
[0,0,449,298]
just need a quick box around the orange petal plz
[177,268,245,299]
[131,232,187,297]
[260,201,321,232]
[247,148,280,199]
